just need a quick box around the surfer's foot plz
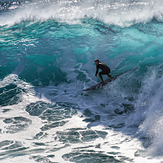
[100,81,105,84]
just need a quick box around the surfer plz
[95,59,113,84]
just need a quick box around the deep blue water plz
[1,0,163,162]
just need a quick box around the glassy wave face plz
[1,0,163,162]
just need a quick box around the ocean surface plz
[1,0,163,162]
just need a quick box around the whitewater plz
[1,0,163,162]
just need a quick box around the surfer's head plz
[94,59,99,65]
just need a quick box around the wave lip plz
[1,0,163,26]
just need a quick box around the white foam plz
[125,67,163,157]
[1,0,163,26]
[0,67,163,162]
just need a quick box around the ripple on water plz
[0,140,28,160]
[55,128,108,144]
[26,101,78,131]
[0,84,23,107]
[3,116,32,134]
[62,149,121,163]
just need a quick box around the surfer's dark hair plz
[94,59,99,62]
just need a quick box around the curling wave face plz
[1,0,163,162]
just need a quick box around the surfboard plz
[82,69,133,91]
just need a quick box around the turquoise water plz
[1,0,163,162]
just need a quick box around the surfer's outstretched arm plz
[95,66,99,77]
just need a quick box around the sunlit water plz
[1,0,163,162]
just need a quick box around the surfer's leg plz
[106,69,113,79]
[99,72,104,84]
[107,74,113,79]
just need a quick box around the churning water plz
[1,0,163,162]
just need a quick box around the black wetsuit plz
[95,62,111,76]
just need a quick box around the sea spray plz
[1,0,163,162]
